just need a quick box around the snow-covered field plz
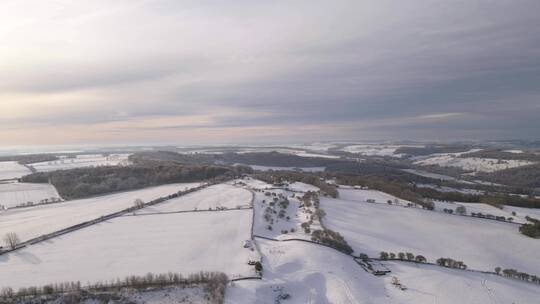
[293,152,339,159]
[321,196,540,273]
[432,201,525,223]
[416,183,484,195]
[284,143,337,152]
[252,188,322,241]
[245,164,325,172]
[226,239,539,304]
[414,155,534,173]
[338,188,414,207]
[401,168,464,182]
[226,239,387,304]
[121,286,211,304]
[29,154,131,172]
[0,210,257,288]
[503,205,540,220]
[0,182,61,209]
[0,183,201,242]
[286,182,319,193]
[383,262,540,304]
[237,177,273,190]
[136,184,252,213]
[341,144,406,157]
[0,161,31,180]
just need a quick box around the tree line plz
[20,164,236,200]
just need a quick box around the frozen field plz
[136,184,252,213]
[226,239,387,304]
[0,161,31,180]
[320,197,540,274]
[0,183,201,242]
[0,182,61,209]
[0,210,256,288]
[29,154,131,172]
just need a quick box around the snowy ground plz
[293,152,340,159]
[0,161,31,180]
[226,239,539,304]
[29,154,131,172]
[252,188,322,241]
[414,156,534,173]
[503,205,540,220]
[0,183,201,242]
[236,177,273,191]
[341,144,406,158]
[244,164,326,172]
[402,169,463,182]
[415,183,484,195]
[384,262,540,304]
[225,239,387,304]
[136,184,252,213]
[0,210,257,288]
[432,201,525,223]
[321,196,540,274]
[0,182,62,209]
[338,188,415,207]
[121,286,212,304]
[283,143,337,152]
[286,182,320,193]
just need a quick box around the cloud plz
[0,0,539,145]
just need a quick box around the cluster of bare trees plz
[379,251,427,263]
[494,267,540,284]
[436,257,467,270]
[471,212,514,222]
[0,272,229,303]
[2,232,20,250]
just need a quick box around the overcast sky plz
[1,0,539,146]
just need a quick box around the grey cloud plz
[1,0,539,144]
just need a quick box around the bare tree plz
[456,205,467,215]
[4,232,20,249]
[133,198,145,209]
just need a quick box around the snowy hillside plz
[320,196,540,273]
[0,210,257,288]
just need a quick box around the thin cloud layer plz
[1,0,539,145]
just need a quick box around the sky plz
[1,0,539,146]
